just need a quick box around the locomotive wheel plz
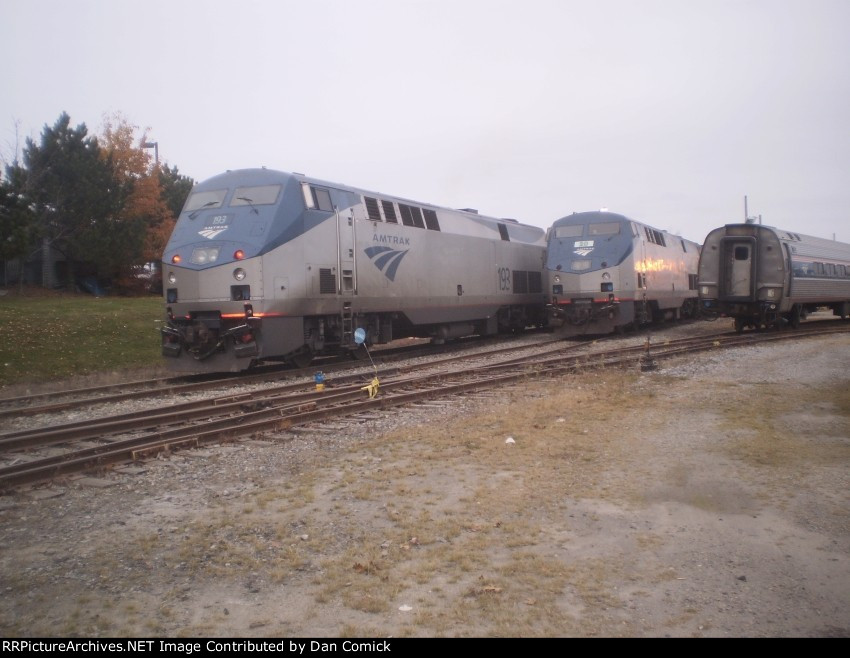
[350,346,369,361]
[789,306,801,329]
[290,349,314,369]
[734,317,746,334]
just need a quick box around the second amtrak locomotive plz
[546,211,701,335]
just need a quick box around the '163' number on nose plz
[498,267,511,291]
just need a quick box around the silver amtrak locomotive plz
[698,223,850,332]
[160,168,547,372]
[546,211,701,335]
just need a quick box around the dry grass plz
[251,371,662,636]
[4,345,848,637]
[47,370,653,637]
[718,382,850,470]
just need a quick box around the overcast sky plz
[2,0,848,243]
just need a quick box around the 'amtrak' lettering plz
[372,234,410,246]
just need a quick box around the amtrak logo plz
[199,228,228,240]
[365,246,409,282]
[573,248,594,257]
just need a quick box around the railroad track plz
[0,331,555,419]
[0,335,589,452]
[1,321,847,490]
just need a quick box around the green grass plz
[0,294,165,387]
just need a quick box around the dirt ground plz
[0,328,848,638]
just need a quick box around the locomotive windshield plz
[554,225,583,238]
[184,189,227,212]
[231,185,281,206]
[547,217,630,272]
[182,185,282,214]
[588,222,621,235]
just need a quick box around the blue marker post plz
[354,328,380,398]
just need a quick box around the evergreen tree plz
[18,113,121,287]
[0,180,37,288]
[158,163,194,220]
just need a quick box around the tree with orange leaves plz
[98,112,174,291]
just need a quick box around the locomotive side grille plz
[423,209,441,232]
[381,200,398,223]
[513,270,529,294]
[528,271,542,293]
[510,270,541,294]
[399,204,414,226]
[364,196,382,221]
[319,268,336,294]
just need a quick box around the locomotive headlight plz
[553,275,561,284]
[168,272,177,284]
[602,272,611,281]
[190,246,220,265]
[233,268,247,281]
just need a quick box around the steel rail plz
[0,332,557,419]
[1,323,847,490]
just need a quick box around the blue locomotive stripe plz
[365,245,409,282]
[373,250,401,269]
[383,252,407,281]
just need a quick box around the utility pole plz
[743,196,761,224]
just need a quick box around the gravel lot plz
[1,321,848,638]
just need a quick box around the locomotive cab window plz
[302,183,334,212]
